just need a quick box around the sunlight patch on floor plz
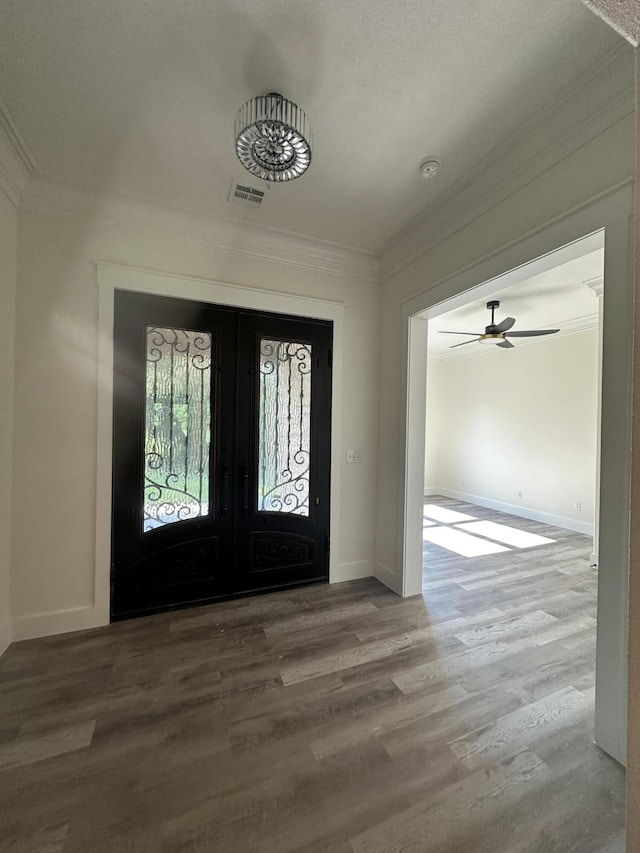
[422,526,510,557]
[423,504,477,524]
[455,520,555,549]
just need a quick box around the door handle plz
[241,461,249,516]
[221,463,230,515]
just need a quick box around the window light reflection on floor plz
[455,520,555,549]
[423,504,477,524]
[422,526,510,557]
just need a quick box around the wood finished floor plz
[0,497,625,852]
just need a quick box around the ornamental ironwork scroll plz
[258,338,311,516]
[143,326,212,532]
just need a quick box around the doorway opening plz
[406,230,625,841]
[420,235,603,628]
[398,185,634,768]
[423,240,602,563]
[420,237,604,665]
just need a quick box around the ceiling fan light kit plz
[440,300,560,350]
[235,93,312,183]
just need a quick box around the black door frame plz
[110,289,333,618]
[95,264,346,631]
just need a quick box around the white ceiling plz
[427,249,603,358]
[0,1,623,251]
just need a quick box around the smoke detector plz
[419,158,441,179]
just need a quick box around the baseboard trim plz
[334,560,373,583]
[438,488,594,536]
[11,565,376,640]
[11,605,109,642]
[374,562,403,596]
[424,487,439,496]
[0,619,10,657]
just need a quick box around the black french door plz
[111,290,332,619]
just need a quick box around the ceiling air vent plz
[229,179,267,208]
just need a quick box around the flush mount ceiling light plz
[235,93,312,182]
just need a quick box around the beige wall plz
[11,207,380,630]
[0,189,16,653]
[424,329,599,534]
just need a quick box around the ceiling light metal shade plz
[235,93,312,182]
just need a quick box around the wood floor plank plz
[0,822,69,853]
[448,685,590,770]
[0,497,625,851]
[280,633,415,685]
[0,720,96,771]
[453,608,558,647]
[310,683,470,760]
[350,604,494,643]
[262,601,379,637]
[349,750,551,853]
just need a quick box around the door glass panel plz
[258,339,311,515]
[143,327,212,532]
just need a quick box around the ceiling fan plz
[440,300,560,349]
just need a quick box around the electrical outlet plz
[517,490,523,499]
[575,501,582,511]
[460,479,465,487]
[345,449,363,464]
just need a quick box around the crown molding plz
[0,96,36,207]
[429,313,599,363]
[379,43,635,283]
[584,275,605,296]
[20,175,380,284]
[580,0,640,47]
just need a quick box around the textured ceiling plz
[0,0,624,250]
[428,250,603,359]
[581,0,640,45]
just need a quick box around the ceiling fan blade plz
[438,331,480,336]
[449,338,480,349]
[497,339,514,348]
[494,316,516,333]
[506,329,560,337]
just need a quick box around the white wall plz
[11,201,380,637]
[626,49,640,850]
[376,114,634,581]
[425,330,599,534]
[375,112,635,764]
[424,358,444,495]
[0,189,16,654]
